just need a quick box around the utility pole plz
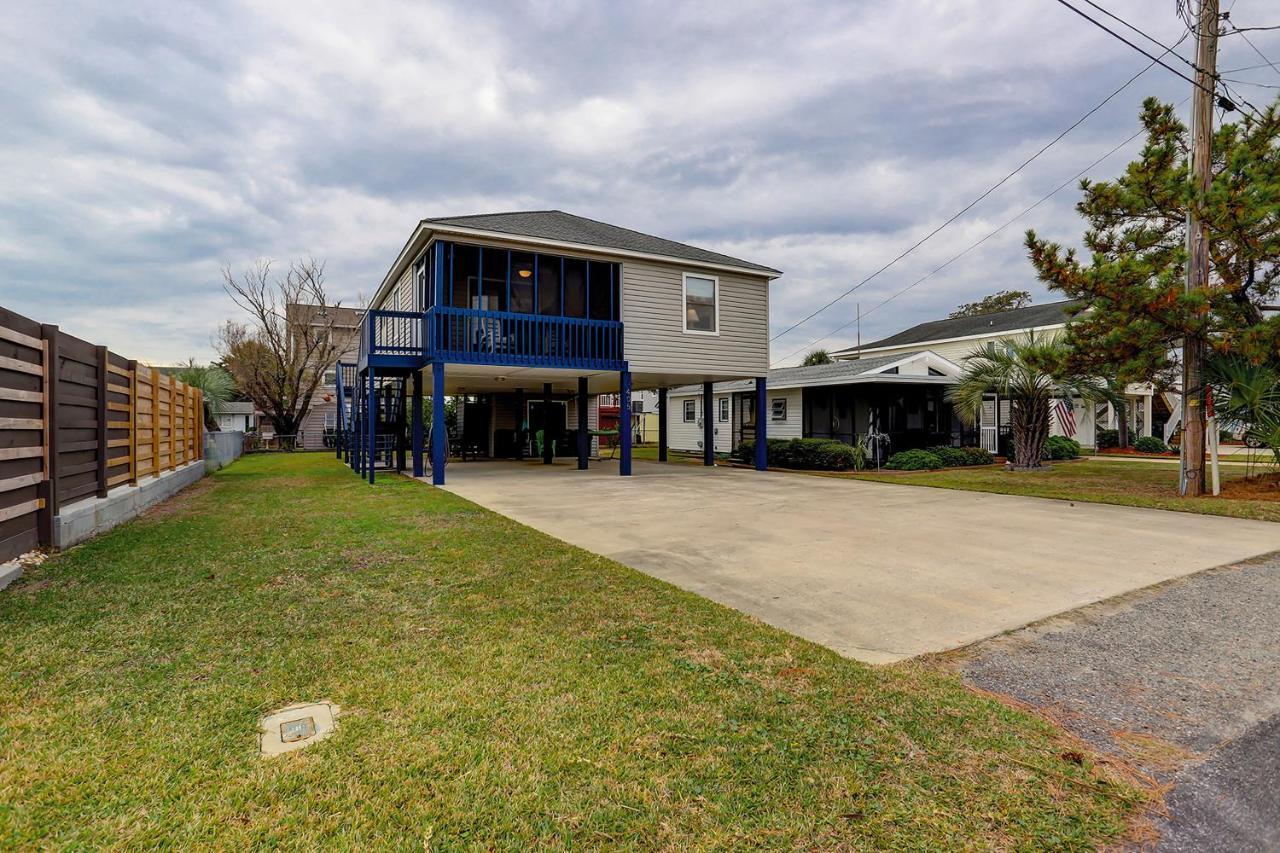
[1181,0,1218,497]
[855,302,861,355]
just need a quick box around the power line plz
[1051,0,1217,96]
[1228,24,1280,77]
[767,32,1187,345]
[771,103,1185,366]
[1078,0,1201,71]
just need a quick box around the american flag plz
[1054,398,1077,437]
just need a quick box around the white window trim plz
[681,272,720,336]
[771,398,787,422]
[718,397,729,422]
[683,399,696,422]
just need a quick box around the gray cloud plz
[0,0,1276,365]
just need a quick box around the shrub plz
[885,449,944,470]
[736,438,861,471]
[926,445,968,467]
[958,446,995,466]
[1133,435,1169,454]
[1095,428,1120,449]
[926,445,994,467]
[1044,435,1082,460]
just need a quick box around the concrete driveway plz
[440,460,1280,663]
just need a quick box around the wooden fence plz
[0,305,203,562]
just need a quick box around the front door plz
[526,401,567,457]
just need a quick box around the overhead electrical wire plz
[770,103,1186,366]
[766,30,1189,346]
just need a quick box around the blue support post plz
[366,366,377,484]
[334,365,344,459]
[620,370,632,476]
[577,376,589,471]
[755,377,768,471]
[702,381,715,466]
[658,387,668,462]
[354,375,363,475]
[431,361,446,485]
[411,370,424,478]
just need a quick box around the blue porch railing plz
[360,306,624,371]
[428,306,624,370]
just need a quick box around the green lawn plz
[1,454,1143,848]
[852,459,1280,523]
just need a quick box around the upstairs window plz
[683,273,718,334]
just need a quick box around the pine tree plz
[1025,97,1280,388]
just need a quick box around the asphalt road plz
[956,553,1280,851]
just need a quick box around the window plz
[537,255,561,316]
[324,412,336,430]
[510,250,535,313]
[683,273,718,334]
[683,399,696,422]
[588,261,617,321]
[563,258,587,318]
[631,400,644,414]
[718,397,729,422]
[771,398,787,422]
[322,370,336,386]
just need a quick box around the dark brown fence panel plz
[54,332,101,509]
[0,303,205,558]
[105,351,133,490]
[0,307,47,562]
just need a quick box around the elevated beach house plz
[336,211,781,483]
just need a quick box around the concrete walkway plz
[439,460,1280,664]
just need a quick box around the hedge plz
[736,438,861,471]
[1044,435,1081,460]
[1134,435,1169,454]
[1095,428,1120,450]
[885,449,944,470]
[925,445,994,467]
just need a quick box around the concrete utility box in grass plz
[259,701,339,757]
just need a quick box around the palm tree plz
[802,349,833,366]
[174,360,236,431]
[1207,356,1280,469]
[948,333,1114,469]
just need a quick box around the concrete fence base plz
[52,461,205,550]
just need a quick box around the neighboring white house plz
[665,351,965,456]
[833,300,1171,449]
[211,400,256,433]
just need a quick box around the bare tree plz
[216,258,346,440]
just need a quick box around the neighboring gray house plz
[666,351,965,456]
[834,299,1170,448]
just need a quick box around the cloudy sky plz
[2,0,1277,365]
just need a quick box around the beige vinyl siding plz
[665,387,801,454]
[621,261,770,377]
[666,393,733,454]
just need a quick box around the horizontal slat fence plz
[0,304,203,562]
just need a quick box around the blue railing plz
[428,306,624,369]
[360,306,624,371]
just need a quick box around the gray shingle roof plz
[423,210,781,276]
[670,352,932,395]
[837,299,1080,354]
